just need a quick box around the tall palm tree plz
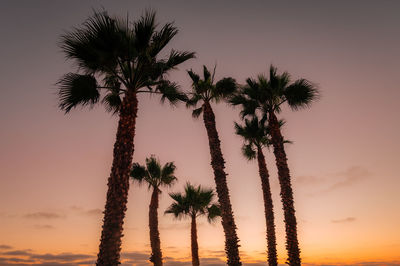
[131,155,178,266]
[56,10,194,265]
[185,65,241,265]
[165,183,221,266]
[231,65,319,266]
[234,117,278,266]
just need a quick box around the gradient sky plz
[1,1,400,265]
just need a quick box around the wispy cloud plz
[0,245,12,250]
[23,212,64,219]
[332,217,357,223]
[33,224,55,230]
[296,166,372,195]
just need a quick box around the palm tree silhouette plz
[56,10,194,265]
[131,155,178,266]
[165,183,221,266]
[231,65,319,265]
[234,117,278,266]
[185,65,241,265]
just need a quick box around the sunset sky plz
[1,1,400,265]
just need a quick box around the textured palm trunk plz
[256,147,278,266]
[191,215,200,266]
[96,90,138,265]
[149,187,163,266]
[202,102,242,266]
[268,111,300,266]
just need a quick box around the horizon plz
[0,1,399,265]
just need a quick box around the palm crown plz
[186,65,237,118]
[131,155,177,191]
[234,117,271,161]
[235,117,289,160]
[165,183,220,222]
[230,65,319,119]
[57,10,195,113]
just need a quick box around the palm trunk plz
[256,146,278,266]
[202,102,241,266]
[96,90,138,265]
[149,187,163,266]
[268,111,300,266]
[191,215,200,266]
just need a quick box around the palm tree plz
[131,155,178,266]
[234,117,278,266]
[231,65,319,265]
[185,65,241,265]
[56,10,194,265]
[165,183,221,266]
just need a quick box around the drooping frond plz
[102,92,122,114]
[284,79,319,110]
[130,163,147,184]
[155,80,188,105]
[192,106,203,118]
[207,204,221,223]
[165,202,187,219]
[57,73,100,113]
[241,143,256,160]
[214,77,237,101]
[161,162,178,186]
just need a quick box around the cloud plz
[1,250,33,256]
[1,248,399,266]
[69,206,103,217]
[0,245,12,249]
[23,212,64,219]
[34,224,55,230]
[325,166,371,192]
[296,166,371,194]
[0,249,95,266]
[84,208,103,216]
[332,217,356,223]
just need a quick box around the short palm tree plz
[234,117,278,266]
[57,10,194,265]
[186,65,241,265]
[231,65,319,266]
[131,155,178,266]
[165,183,221,266]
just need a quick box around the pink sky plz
[0,1,399,265]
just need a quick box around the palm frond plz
[242,143,256,161]
[149,22,178,57]
[145,155,161,180]
[155,80,187,105]
[102,92,122,114]
[207,204,221,223]
[60,10,121,73]
[192,106,203,119]
[284,79,319,110]
[130,163,147,183]
[133,9,156,53]
[187,69,200,85]
[57,73,100,113]
[203,65,211,81]
[215,77,237,100]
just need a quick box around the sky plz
[0,0,400,265]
